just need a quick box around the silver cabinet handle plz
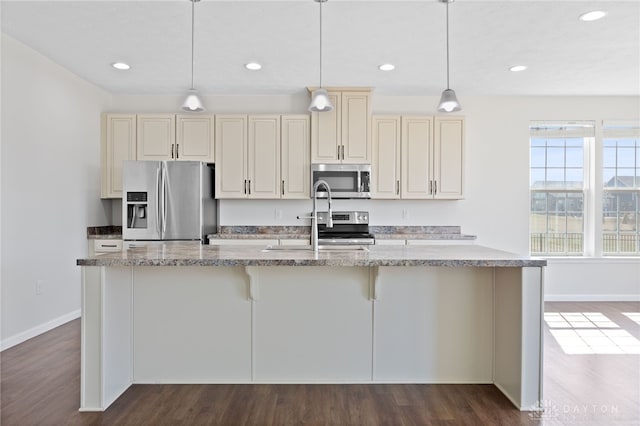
[429,180,433,195]
[396,180,400,195]
[176,143,179,159]
[434,181,437,195]
[171,144,174,159]
[282,180,285,196]
[248,180,251,195]
[244,179,247,194]
[100,244,118,248]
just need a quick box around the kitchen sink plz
[262,245,369,252]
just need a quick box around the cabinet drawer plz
[94,239,123,253]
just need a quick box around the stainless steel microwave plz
[311,164,371,199]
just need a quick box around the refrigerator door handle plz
[161,163,168,235]
[156,164,162,235]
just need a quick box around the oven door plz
[311,164,371,198]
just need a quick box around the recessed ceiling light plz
[509,65,527,72]
[378,64,395,71]
[245,62,262,71]
[579,10,607,22]
[111,62,130,70]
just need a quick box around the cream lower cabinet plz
[310,88,371,164]
[101,114,136,199]
[371,115,464,200]
[137,114,214,162]
[216,115,310,199]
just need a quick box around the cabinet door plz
[401,116,433,199]
[248,115,281,199]
[215,115,247,198]
[341,91,371,163]
[101,114,136,199]
[281,115,310,199]
[371,116,401,199]
[136,115,175,160]
[176,115,215,162]
[434,116,464,199]
[310,91,341,163]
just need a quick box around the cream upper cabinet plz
[371,116,401,199]
[372,115,464,200]
[402,116,433,199]
[215,115,247,199]
[248,115,281,199]
[310,88,371,164]
[101,114,136,199]
[215,115,281,199]
[136,114,176,161]
[281,115,310,199]
[433,116,464,199]
[176,115,215,162]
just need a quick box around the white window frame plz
[529,121,593,256]
[530,120,640,258]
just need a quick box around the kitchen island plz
[77,243,546,412]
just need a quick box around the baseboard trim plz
[545,294,640,302]
[1,309,81,352]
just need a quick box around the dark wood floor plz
[1,302,638,425]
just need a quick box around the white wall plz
[1,35,112,349]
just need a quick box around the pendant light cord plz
[445,0,450,90]
[319,0,323,88]
[190,0,196,90]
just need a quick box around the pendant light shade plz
[182,89,206,112]
[181,0,206,112]
[309,88,333,112]
[308,0,333,113]
[438,88,461,113]
[437,0,462,113]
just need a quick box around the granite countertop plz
[87,226,122,240]
[208,226,476,241]
[77,243,545,268]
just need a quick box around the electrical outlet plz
[402,209,409,220]
[36,280,44,295]
[275,209,283,220]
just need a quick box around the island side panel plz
[132,266,252,383]
[494,266,543,411]
[253,266,373,382]
[373,267,493,383]
[80,266,133,412]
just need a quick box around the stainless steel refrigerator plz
[122,160,216,242]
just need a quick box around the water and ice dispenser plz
[126,192,148,229]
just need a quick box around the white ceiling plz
[2,0,639,97]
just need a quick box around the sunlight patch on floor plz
[545,312,640,355]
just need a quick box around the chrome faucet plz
[297,179,333,252]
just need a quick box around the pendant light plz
[181,0,205,112]
[437,0,462,113]
[308,0,333,112]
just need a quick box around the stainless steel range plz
[316,211,375,245]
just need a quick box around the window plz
[529,122,592,255]
[603,123,640,254]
